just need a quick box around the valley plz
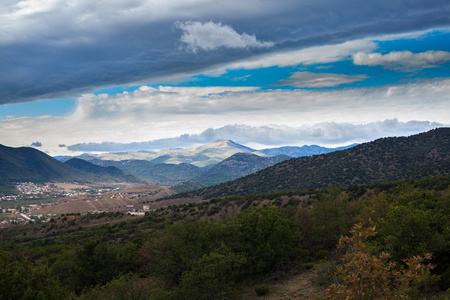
[0,128,449,299]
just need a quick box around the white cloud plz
[352,50,450,71]
[0,78,449,155]
[176,21,274,52]
[276,71,368,88]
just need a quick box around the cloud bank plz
[67,120,444,152]
[1,77,448,155]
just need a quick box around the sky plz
[0,0,449,156]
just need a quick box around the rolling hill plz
[0,144,141,192]
[172,153,290,192]
[0,144,88,184]
[64,158,142,183]
[88,159,204,186]
[169,128,450,200]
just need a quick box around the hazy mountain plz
[89,159,204,187]
[170,128,450,200]
[64,139,357,168]
[69,139,261,168]
[64,158,142,183]
[172,153,290,193]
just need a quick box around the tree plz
[0,249,68,300]
[177,249,246,300]
[308,187,356,253]
[235,206,305,275]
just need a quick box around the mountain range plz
[169,128,450,200]
[62,140,356,188]
[66,139,356,167]
[0,139,356,193]
[5,128,447,200]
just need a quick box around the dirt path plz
[237,268,326,300]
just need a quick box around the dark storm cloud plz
[30,141,42,147]
[1,0,449,104]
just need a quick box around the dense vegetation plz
[0,175,449,299]
[171,128,450,199]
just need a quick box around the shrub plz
[254,284,269,296]
[326,223,435,299]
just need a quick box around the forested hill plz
[172,128,450,199]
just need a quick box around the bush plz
[326,223,435,299]
[254,284,269,296]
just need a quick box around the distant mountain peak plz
[196,139,254,152]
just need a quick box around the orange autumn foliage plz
[326,223,433,299]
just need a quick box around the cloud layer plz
[1,0,450,104]
[1,77,448,155]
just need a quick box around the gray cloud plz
[67,119,444,152]
[353,50,450,71]
[31,141,42,147]
[276,71,368,88]
[1,0,449,104]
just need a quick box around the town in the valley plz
[0,182,157,226]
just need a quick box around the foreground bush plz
[326,223,434,299]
